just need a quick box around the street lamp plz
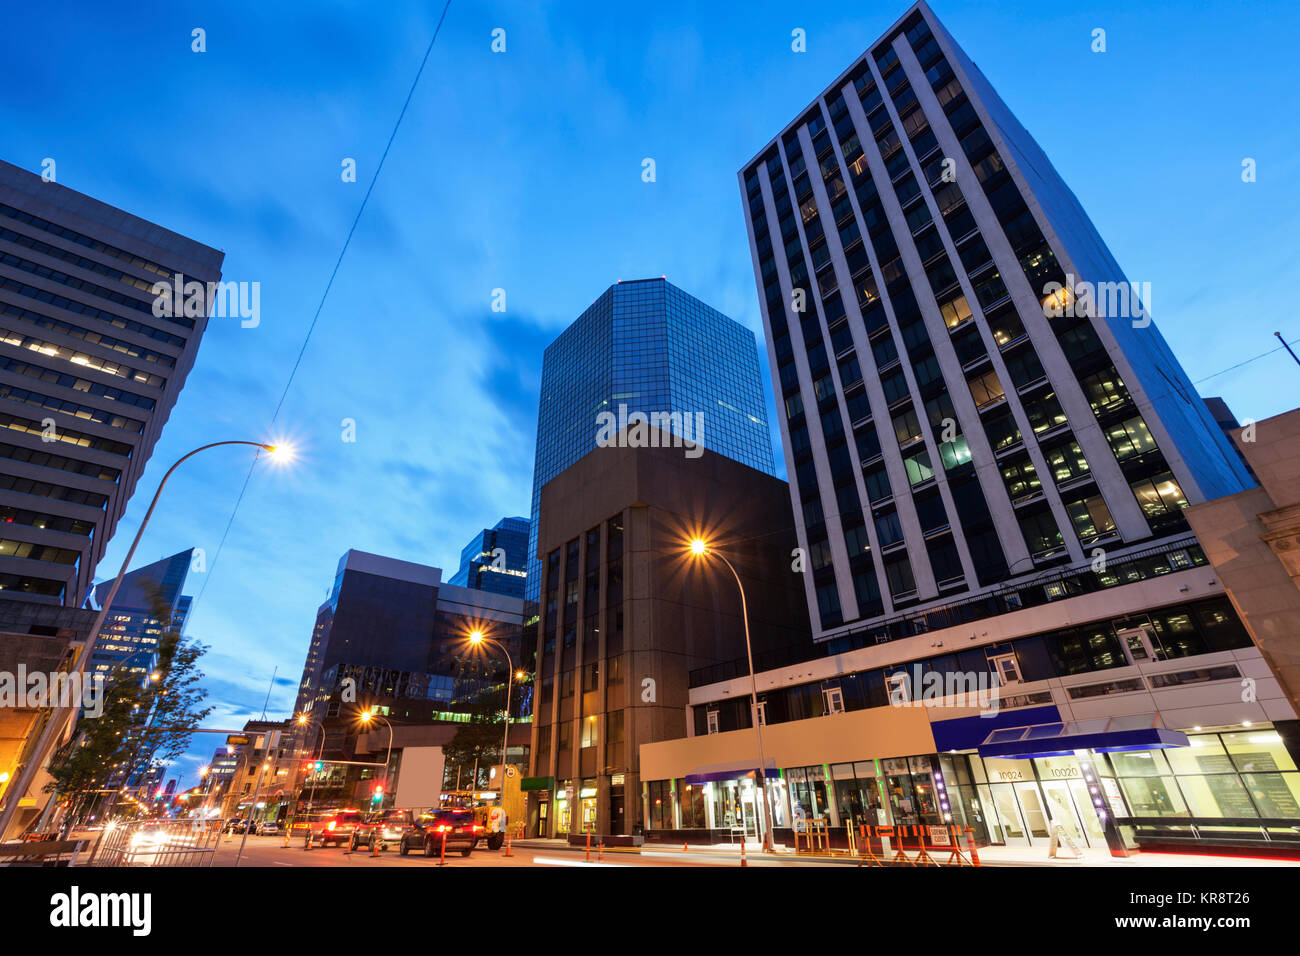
[466,629,515,792]
[0,439,287,841]
[688,537,776,853]
[358,710,393,808]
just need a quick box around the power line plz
[194,0,454,607]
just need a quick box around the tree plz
[45,583,213,825]
[119,584,214,788]
[442,685,507,791]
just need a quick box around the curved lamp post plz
[358,710,393,807]
[689,537,776,853]
[467,629,515,791]
[0,440,288,841]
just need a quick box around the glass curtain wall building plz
[448,516,530,598]
[739,1,1253,642]
[526,278,775,598]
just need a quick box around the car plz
[222,817,250,835]
[254,821,280,836]
[349,808,412,852]
[397,809,482,858]
[303,809,364,848]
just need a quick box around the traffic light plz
[314,761,323,771]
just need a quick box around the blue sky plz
[2,0,1297,785]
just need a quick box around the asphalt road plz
[203,834,831,867]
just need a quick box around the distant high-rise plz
[739,2,1254,641]
[448,516,529,598]
[90,548,194,681]
[0,160,222,608]
[526,277,775,597]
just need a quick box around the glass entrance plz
[990,784,1029,846]
[1013,781,1051,839]
[1041,781,1088,846]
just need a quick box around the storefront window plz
[555,782,571,834]
[679,780,707,828]
[647,780,672,829]
[1222,731,1297,773]
[1117,774,1188,817]
[1241,774,1300,818]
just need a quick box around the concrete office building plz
[525,277,775,599]
[294,549,527,722]
[526,438,809,838]
[1187,409,1300,717]
[640,1,1299,854]
[0,160,221,608]
[0,160,220,835]
[740,2,1252,643]
[448,516,530,599]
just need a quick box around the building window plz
[706,710,720,735]
[939,294,972,330]
[1065,494,1116,542]
[1105,415,1158,461]
[1130,472,1188,521]
[823,686,845,715]
[989,652,1021,686]
[968,370,1005,409]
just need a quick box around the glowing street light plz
[687,536,775,853]
[0,439,288,840]
[464,627,517,794]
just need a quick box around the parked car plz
[222,817,250,835]
[349,808,413,851]
[254,820,280,836]
[303,809,364,848]
[397,809,482,857]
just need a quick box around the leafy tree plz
[442,685,507,791]
[45,582,212,824]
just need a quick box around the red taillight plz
[471,825,484,832]
[436,824,452,832]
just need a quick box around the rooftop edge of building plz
[0,157,225,276]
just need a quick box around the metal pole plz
[714,551,776,853]
[1276,331,1300,369]
[0,440,275,841]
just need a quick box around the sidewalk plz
[511,838,1299,867]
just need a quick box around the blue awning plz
[931,704,1062,752]
[685,759,779,785]
[978,715,1188,759]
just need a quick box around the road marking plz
[532,855,627,867]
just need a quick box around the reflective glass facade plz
[526,278,774,597]
[448,515,529,598]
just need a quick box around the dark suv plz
[398,809,482,858]
[350,808,413,852]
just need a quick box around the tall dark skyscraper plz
[526,277,775,598]
[447,516,529,598]
[0,160,222,609]
[740,2,1253,642]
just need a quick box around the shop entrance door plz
[1041,780,1089,847]
[989,784,1029,847]
[740,787,761,842]
[1013,781,1051,841]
